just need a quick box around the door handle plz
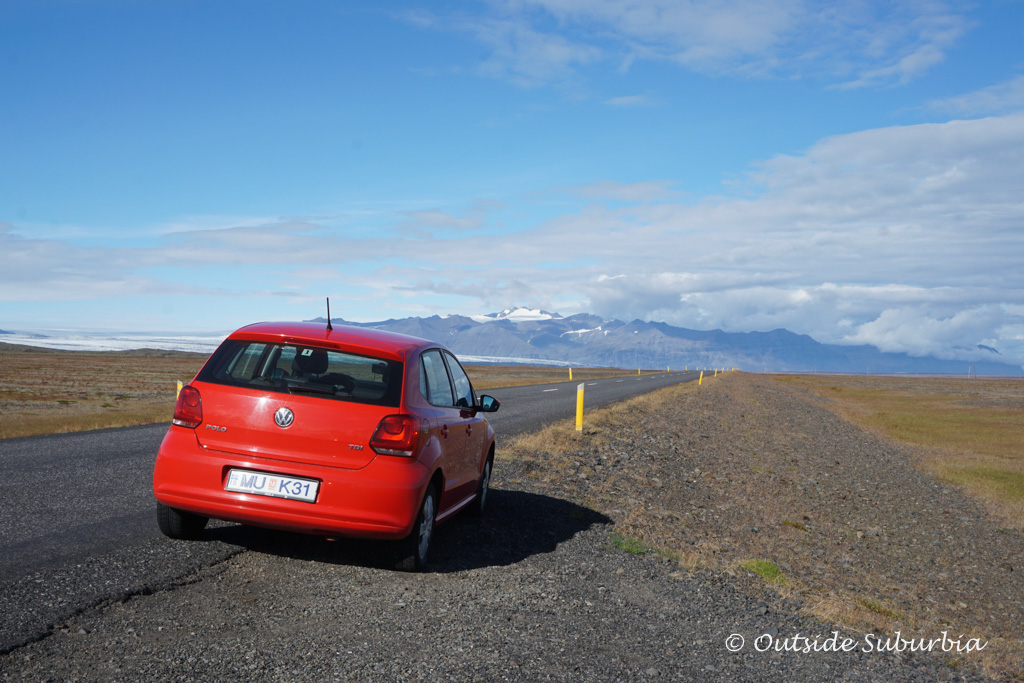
[440,425,449,438]
[465,424,473,436]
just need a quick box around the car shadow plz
[201,488,611,573]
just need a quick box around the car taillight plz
[172,385,203,428]
[369,415,426,457]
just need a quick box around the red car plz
[152,321,499,571]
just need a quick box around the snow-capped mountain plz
[469,307,562,323]
[311,309,1021,375]
[6,308,1014,374]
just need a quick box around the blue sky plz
[2,0,1023,366]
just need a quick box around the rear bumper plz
[152,427,429,539]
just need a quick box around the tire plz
[468,456,492,517]
[156,502,208,540]
[394,484,437,572]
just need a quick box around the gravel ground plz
[510,372,1022,680]
[0,373,1013,681]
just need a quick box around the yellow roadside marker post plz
[176,380,183,398]
[699,371,703,386]
[575,383,585,432]
[569,368,573,381]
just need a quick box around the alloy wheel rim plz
[418,495,435,560]
[480,462,491,509]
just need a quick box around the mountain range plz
[313,308,1022,375]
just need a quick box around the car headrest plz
[293,348,328,375]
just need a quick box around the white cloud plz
[429,0,971,87]
[927,75,1024,116]
[401,210,484,232]
[581,276,1022,362]
[467,16,603,87]
[832,8,967,88]
[392,8,437,29]
[0,231,210,301]
[399,199,503,234]
[152,221,392,268]
[844,306,1008,359]
[604,94,655,107]
[569,179,683,202]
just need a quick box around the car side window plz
[420,349,454,407]
[443,351,475,409]
[226,343,267,380]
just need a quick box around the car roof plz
[227,322,443,361]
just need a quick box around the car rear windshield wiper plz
[285,382,337,395]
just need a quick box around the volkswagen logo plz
[274,407,295,428]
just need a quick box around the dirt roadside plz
[504,372,1024,679]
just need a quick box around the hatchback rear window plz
[197,340,402,407]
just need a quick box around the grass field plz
[0,344,210,440]
[0,342,648,440]
[777,374,1024,527]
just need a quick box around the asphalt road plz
[0,370,698,653]
[484,370,700,437]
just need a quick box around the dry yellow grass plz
[0,343,642,439]
[0,345,209,440]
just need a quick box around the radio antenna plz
[326,297,333,331]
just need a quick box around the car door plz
[442,350,488,486]
[418,349,474,509]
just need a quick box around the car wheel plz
[468,457,492,517]
[394,484,436,572]
[156,502,208,540]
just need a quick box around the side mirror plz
[477,395,500,413]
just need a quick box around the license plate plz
[225,469,319,503]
